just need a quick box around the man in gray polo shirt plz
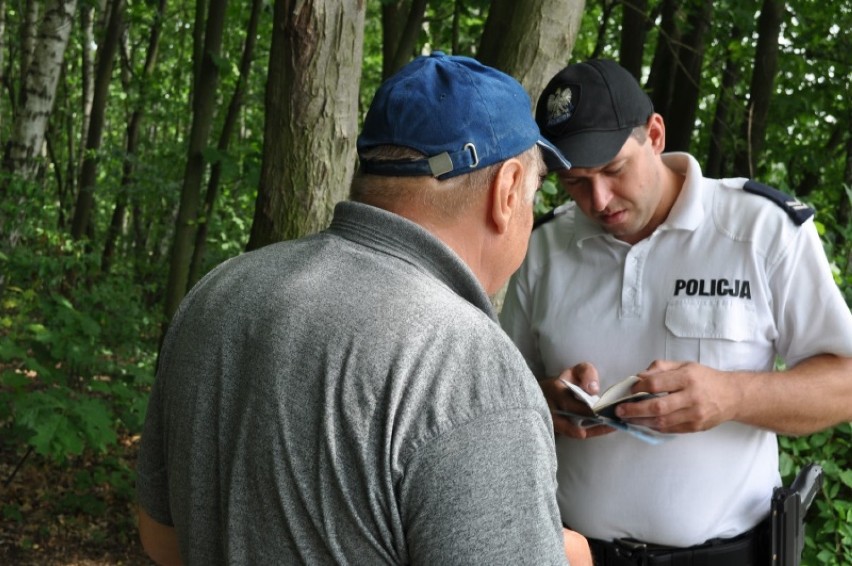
[136,52,591,565]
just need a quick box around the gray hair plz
[351,145,543,217]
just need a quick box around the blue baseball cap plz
[357,52,571,180]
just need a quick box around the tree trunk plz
[187,0,263,288]
[619,0,648,80]
[479,0,586,100]
[163,0,228,323]
[0,0,76,257]
[705,31,740,178]
[70,0,125,241]
[0,0,7,130]
[661,0,712,153]
[3,0,76,183]
[17,0,40,109]
[245,0,366,251]
[733,0,784,178]
[480,0,585,312]
[79,4,95,171]
[590,0,618,59]
[381,0,427,79]
[102,0,167,274]
[645,0,680,120]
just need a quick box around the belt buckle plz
[613,538,648,562]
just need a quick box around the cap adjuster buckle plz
[427,143,480,178]
[427,153,454,177]
[464,143,479,168]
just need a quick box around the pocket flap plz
[665,299,756,342]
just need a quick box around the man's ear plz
[647,113,666,154]
[490,158,524,234]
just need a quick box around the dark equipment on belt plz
[771,462,824,566]
[585,463,824,566]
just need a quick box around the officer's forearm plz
[733,354,852,435]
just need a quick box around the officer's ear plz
[647,113,666,154]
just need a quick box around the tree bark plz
[163,0,228,323]
[16,0,40,109]
[479,0,586,100]
[619,0,648,80]
[480,0,585,312]
[661,0,712,153]
[101,0,167,274]
[381,0,427,79]
[590,0,618,60]
[0,0,7,130]
[70,0,125,241]
[3,0,76,183]
[187,0,263,288]
[645,0,680,120]
[79,4,95,172]
[705,31,740,179]
[733,0,784,178]
[246,0,366,251]
[0,0,76,257]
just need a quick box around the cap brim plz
[537,139,571,171]
[551,128,633,169]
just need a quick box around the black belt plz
[586,518,771,566]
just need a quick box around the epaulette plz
[533,203,570,230]
[743,180,814,226]
[533,209,557,230]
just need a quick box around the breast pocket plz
[665,299,758,370]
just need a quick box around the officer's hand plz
[615,359,738,433]
[541,363,615,439]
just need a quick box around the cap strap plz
[360,144,480,179]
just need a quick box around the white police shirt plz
[500,152,852,547]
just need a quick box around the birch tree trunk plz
[3,0,76,183]
[479,0,585,101]
[245,0,366,251]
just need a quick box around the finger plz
[564,362,600,395]
[552,414,590,439]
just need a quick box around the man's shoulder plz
[709,178,815,244]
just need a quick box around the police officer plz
[500,58,852,565]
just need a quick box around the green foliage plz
[0,234,157,465]
[780,426,852,565]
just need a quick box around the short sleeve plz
[400,411,567,566]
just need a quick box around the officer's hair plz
[630,124,648,144]
[350,145,542,217]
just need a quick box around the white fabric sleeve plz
[769,219,852,365]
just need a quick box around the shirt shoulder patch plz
[533,209,557,230]
[742,180,814,226]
